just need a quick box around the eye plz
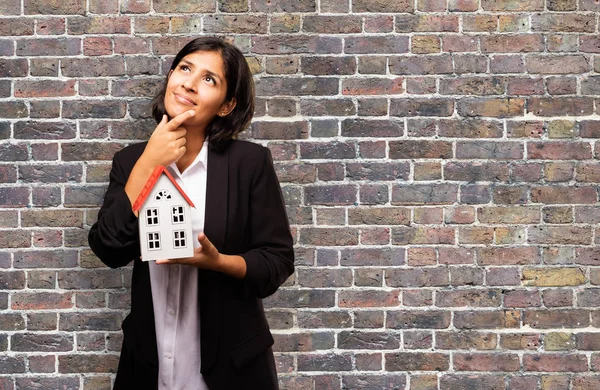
[179,65,190,72]
[204,75,216,84]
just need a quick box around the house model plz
[132,165,195,261]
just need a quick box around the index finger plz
[164,110,195,131]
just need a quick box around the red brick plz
[527,97,594,116]
[12,292,73,310]
[531,186,596,204]
[396,15,458,32]
[345,36,409,54]
[437,289,501,307]
[481,34,544,53]
[338,290,399,308]
[458,98,525,118]
[524,309,590,328]
[386,268,449,288]
[527,54,589,74]
[390,55,453,75]
[252,36,341,55]
[15,80,76,98]
[441,374,505,390]
[353,0,412,12]
[524,354,588,372]
[532,14,595,32]
[454,353,520,371]
[342,78,403,95]
[386,352,449,371]
[24,0,85,15]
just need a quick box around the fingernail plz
[188,110,195,116]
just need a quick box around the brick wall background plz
[2,0,600,389]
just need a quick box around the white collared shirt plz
[148,141,209,390]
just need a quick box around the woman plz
[88,37,294,390]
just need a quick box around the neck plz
[176,129,205,173]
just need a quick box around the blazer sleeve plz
[88,150,141,268]
[240,147,295,299]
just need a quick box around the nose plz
[182,74,199,92]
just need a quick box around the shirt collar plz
[167,140,208,179]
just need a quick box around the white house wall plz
[139,175,195,261]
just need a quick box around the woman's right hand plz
[141,110,196,167]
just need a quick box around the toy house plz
[132,165,195,261]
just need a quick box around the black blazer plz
[88,140,294,390]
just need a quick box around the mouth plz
[173,93,196,106]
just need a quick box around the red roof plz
[132,165,195,212]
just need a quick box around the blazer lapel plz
[198,146,228,373]
[203,147,228,251]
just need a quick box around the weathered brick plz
[407,247,436,266]
[390,55,452,76]
[494,185,528,204]
[252,36,341,55]
[342,77,403,96]
[458,98,524,118]
[0,187,29,207]
[530,57,588,79]
[481,34,544,53]
[440,375,505,390]
[11,333,72,352]
[528,97,594,116]
[531,186,596,204]
[59,354,119,374]
[507,77,545,95]
[482,0,543,11]
[346,36,409,54]
[339,290,399,308]
[445,162,509,182]
[343,375,406,389]
[454,310,520,329]
[24,0,85,14]
[299,99,355,117]
[393,226,455,245]
[443,36,478,54]
[340,248,403,267]
[298,353,352,371]
[389,140,452,159]
[386,268,449,287]
[357,98,388,116]
[392,184,457,205]
[342,118,404,137]
[532,14,595,33]
[524,309,589,328]
[457,141,524,160]
[454,353,519,371]
[396,15,459,32]
[439,119,503,138]
[524,353,588,372]
[354,268,383,288]
[402,332,432,349]
[12,292,73,310]
[385,352,449,371]
[573,376,600,390]
[256,77,338,96]
[436,331,497,350]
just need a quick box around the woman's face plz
[164,50,235,129]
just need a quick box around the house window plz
[155,190,172,200]
[173,231,186,248]
[148,232,160,250]
[172,206,185,224]
[146,208,159,226]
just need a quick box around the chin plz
[164,101,186,119]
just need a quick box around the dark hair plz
[151,37,255,152]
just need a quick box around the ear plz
[218,98,237,117]
[168,69,173,79]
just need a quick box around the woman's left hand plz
[156,233,247,278]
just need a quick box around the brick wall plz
[1,0,600,389]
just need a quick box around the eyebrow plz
[179,59,223,82]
